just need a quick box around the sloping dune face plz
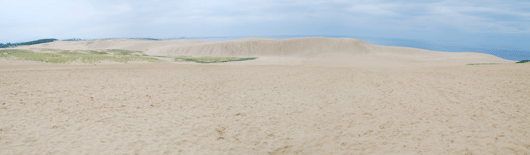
[13,37,514,66]
[146,38,376,57]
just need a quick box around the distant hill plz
[62,38,160,41]
[0,38,160,48]
[0,38,58,48]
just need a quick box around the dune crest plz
[146,37,376,58]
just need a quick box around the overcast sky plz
[1,0,529,45]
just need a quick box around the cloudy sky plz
[1,0,529,45]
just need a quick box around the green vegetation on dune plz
[44,55,161,64]
[516,60,529,63]
[1,48,258,64]
[0,49,161,64]
[466,63,502,65]
[58,51,85,55]
[467,60,530,65]
[174,56,257,63]
[0,49,62,62]
[0,49,35,54]
[89,51,108,55]
[106,49,143,55]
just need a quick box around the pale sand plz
[1,38,529,154]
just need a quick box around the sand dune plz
[144,38,376,57]
[15,37,514,66]
[2,38,528,154]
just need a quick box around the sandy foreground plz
[1,38,529,154]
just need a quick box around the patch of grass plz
[0,49,162,64]
[89,51,108,55]
[46,56,82,63]
[46,55,161,64]
[1,49,62,62]
[228,57,258,61]
[466,63,502,65]
[174,56,257,63]
[516,60,529,63]
[40,49,102,55]
[58,51,85,55]
[1,49,256,64]
[105,49,143,55]
[0,49,33,54]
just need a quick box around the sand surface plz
[1,38,529,154]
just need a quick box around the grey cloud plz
[0,0,528,42]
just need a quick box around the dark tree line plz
[0,38,58,48]
[516,60,530,63]
[1,38,161,48]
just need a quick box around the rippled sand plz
[1,61,529,154]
